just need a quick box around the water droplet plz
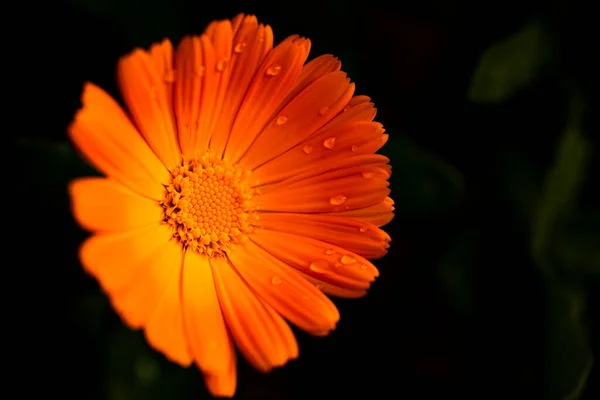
[362,171,375,179]
[343,106,349,112]
[351,145,358,152]
[340,255,356,265]
[266,64,281,76]
[359,227,368,233]
[360,265,368,270]
[164,69,175,83]
[271,276,282,285]
[315,283,324,290]
[302,145,313,154]
[309,259,330,274]
[216,59,227,71]
[276,116,288,125]
[323,137,336,149]
[194,65,205,77]
[329,195,346,205]
[334,262,343,268]
[318,106,330,115]
[325,248,335,255]
[234,42,246,53]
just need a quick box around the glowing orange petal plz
[211,256,298,372]
[69,177,163,233]
[252,230,379,291]
[257,164,390,213]
[240,71,355,170]
[257,213,390,259]
[325,98,377,129]
[182,251,235,379]
[149,38,175,107]
[68,83,169,200]
[117,48,181,170]
[292,269,368,299]
[203,360,237,398]
[326,197,395,227]
[223,35,310,163]
[144,250,192,366]
[209,17,273,157]
[173,35,214,158]
[79,224,191,365]
[283,54,341,104]
[226,240,339,336]
[253,121,387,185]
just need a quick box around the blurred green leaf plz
[468,20,551,102]
[546,283,593,400]
[548,214,600,275]
[531,96,591,274]
[384,136,465,216]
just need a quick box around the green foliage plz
[546,284,594,400]
[532,96,592,275]
[468,20,551,103]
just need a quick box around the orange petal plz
[209,17,273,158]
[203,360,237,398]
[211,256,299,372]
[69,177,163,232]
[256,164,390,213]
[182,251,235,377]
[117,48,181,170]
[226,240,339,336]
[251,230,379,291]
[68,83,169,200]
[326,197,395,227]
[324,98,377,130]
[143,251,192,366]
[149,38,175,108]
[79,224,192,365]
[292,269,368,299]
[223,35,310,163]
[240,71,355,170]
[173,35,213,158]
[195,20,236,159]
[253,121,387,185]
[257,213,390,259]
[282,54,342,104]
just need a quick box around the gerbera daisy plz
[68,13,393,397]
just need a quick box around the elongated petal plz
[79,224,192,365]
[240,71,355,170]
[118,48,181,170]
[257,213,390,259]
[223,35,310,163]
[69,177,163,232]
[182,251,235,377]
[211,256,298,372]
[226,240,339,335]
[209,17,273,157]
[257,165,390,213]
[251,230,379,291]
[68,83,169,199]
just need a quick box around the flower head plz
[68,13,393,397]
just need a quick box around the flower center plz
[161,153,257,256]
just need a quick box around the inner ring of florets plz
[161,153,257,256]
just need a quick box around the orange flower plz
[68,13,393,397]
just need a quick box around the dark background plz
[13,0,599,399]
